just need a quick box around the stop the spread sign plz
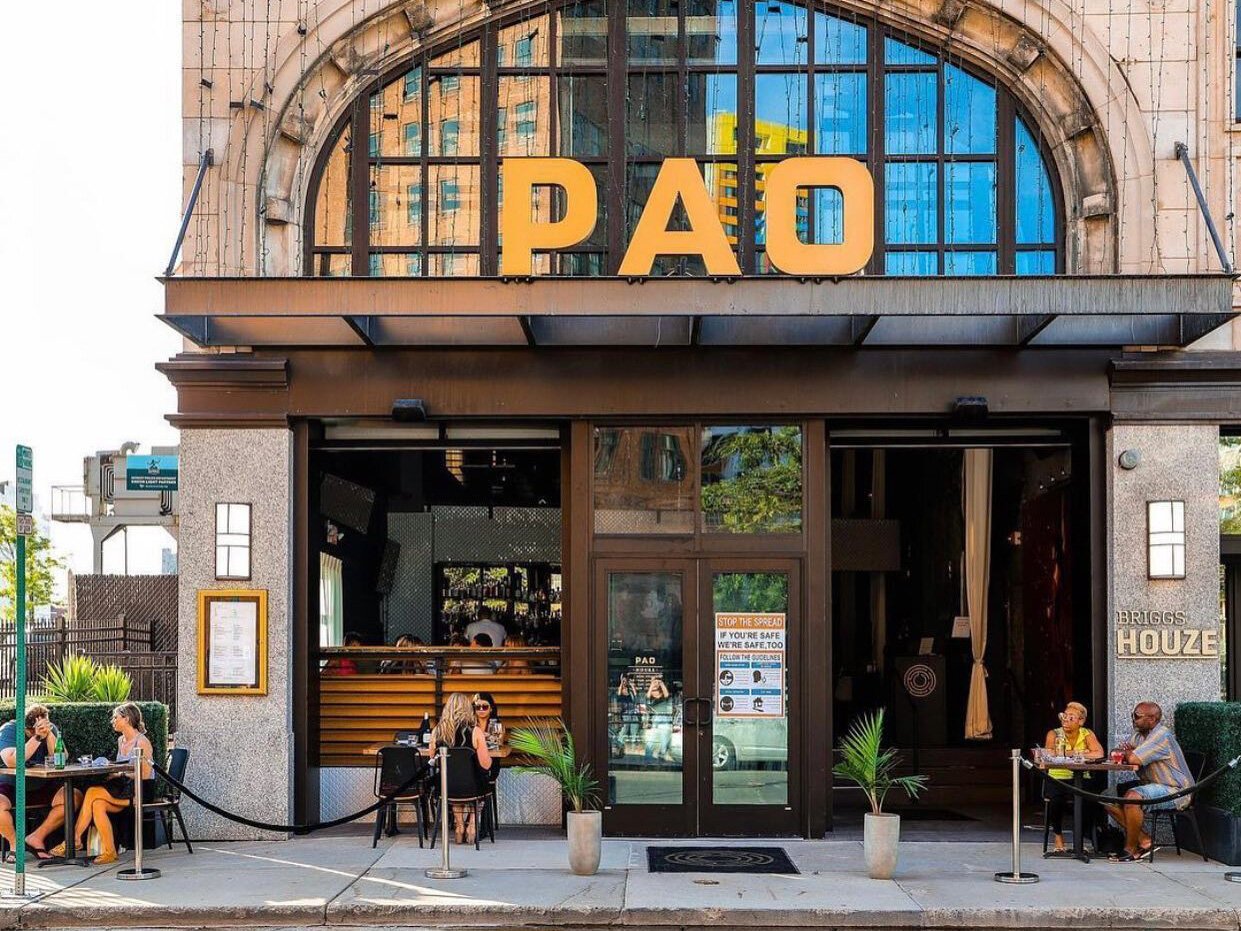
[715,612,786,718]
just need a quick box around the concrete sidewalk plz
[1,834,1240,929]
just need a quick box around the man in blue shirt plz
[0,705,78,860]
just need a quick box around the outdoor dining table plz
[363,741,511,759]
[1036,759,1138,863]
[0,761,131,867]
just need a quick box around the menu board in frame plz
[197,589,268,695]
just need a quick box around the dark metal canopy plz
[160,275,1236,349]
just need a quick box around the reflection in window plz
[594,427,695,534]
[308,2,1062,277]
[701,426,803,533]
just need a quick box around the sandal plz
[25,842,52,861]
[48,842,67,858]
[92,852,117,866]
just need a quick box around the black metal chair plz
[428,747,494,850]
[144,746,193,853]
[371,746,428,848]
[1146,751,1208,863]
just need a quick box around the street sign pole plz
[8,446,33,898]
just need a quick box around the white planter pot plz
[567,810,602,876]
[863,812,901,879]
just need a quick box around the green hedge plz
[1176,702,1241,814]
[0,702,169,771]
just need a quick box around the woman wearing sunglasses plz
[473,693,504,783]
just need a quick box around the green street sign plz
[16,444,32,514]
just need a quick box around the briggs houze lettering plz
[1115,609,1219,659]
[500,157,875,276]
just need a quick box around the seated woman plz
[430,692,493,844]
[51,702,155,865]
[1043,701,1104,854]
[473,692,504,783]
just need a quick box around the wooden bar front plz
[318,666,562,767]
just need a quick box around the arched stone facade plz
[183,0,1157,278]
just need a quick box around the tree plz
[700,426,803,533]
[1222,438,1241,535]
[0,506,64,622]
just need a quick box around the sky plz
[0,3,184,581]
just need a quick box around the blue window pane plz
[815,73,866,154]
[756,74,807,153]
[813,188,842,244]
[403,123,421,156]
[1016,251,1056,274]
[944,162,996,244]
[885,162,937,243]
[885,73,936,154]
[688,0,738,66]
[407,254,424,276]
[884,37,936,65]
[815,12,866,64]
[756,1,807,66]
[944,65,995,154]
[407,183,423,225]
[403,69,421,101]
[944,251,997,275]
[1015,117,1055,243]
[885,251,937,275]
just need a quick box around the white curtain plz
[319,553,344,648]
[963,449,993,740]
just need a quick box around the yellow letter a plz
[618,158,741,276]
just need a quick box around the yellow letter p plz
[500,158,597,275]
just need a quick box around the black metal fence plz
[0,618,178,729]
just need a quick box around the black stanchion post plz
[425,746,466,880]
[995,749,1039,884]
[118,747,160,881]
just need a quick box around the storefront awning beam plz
[159,276,1237,349]
[162,275,1235,320]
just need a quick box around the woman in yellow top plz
[1043,701,1105,853]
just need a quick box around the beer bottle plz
[53,732,67,770]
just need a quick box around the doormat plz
[647,846,800,874]
[885,807,976,822]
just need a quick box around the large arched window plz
[306,0,1061,277]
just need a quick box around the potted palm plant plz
[833,709,928,879]
[510,719,602,875]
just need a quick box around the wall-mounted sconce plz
[1147,500,1185,579]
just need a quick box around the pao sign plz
[501,157,874,277]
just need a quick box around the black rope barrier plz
[151,761,427,835]
[1021,753,1241,807]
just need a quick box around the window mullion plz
[351,96,370,276]
[996,92,1016,274]
[738,0,756,272]
[481,25,499,275]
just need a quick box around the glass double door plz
[597,558,800,836]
